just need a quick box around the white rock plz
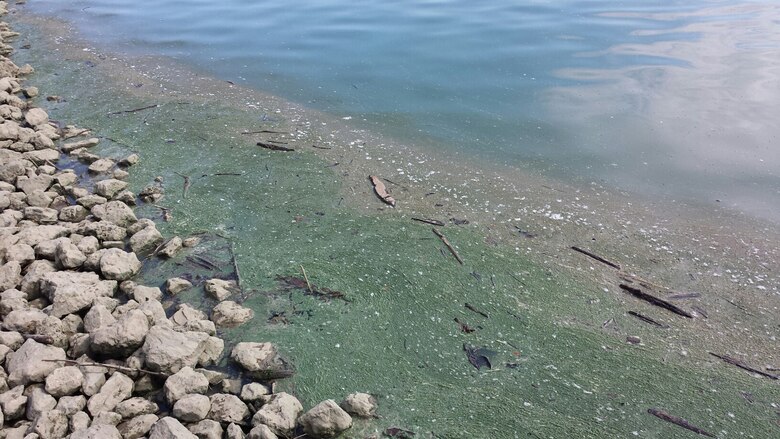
[143,327,210,375]
[91,309,150,357]
[149,416,197,439]
[25,385,57,421]
[62,137,100,153]
[251,392,303,436]
[2,308,46,333]
[129,225,163,254]
[55,394,87,415]
[0,385,27,420]
[130,284,162,302]
[54,238,87,269]
[115,397,159,419]
[4,243,34,265]
[92,410,123,426]
[298,399,352,438]
[70,410,92,433]
[231,342,281,376]
[164,367,210,403]
[84,304,118,333]
[5,339,66,387]
[211,300,254,327]
[208,393,249,424]
[45,366,84,397]
[117,413,157,439]
[71,424,123,439]
[198,336,224,367]
[240,383,270,402]
[94,179,128,199]
[24,108,49,127]
[188,419,224,439]
[0,260,22,290]
[166,277,192,294]
[90,201,137,227]
[23,206,58,224]
[88,158,115,174]
[28,408,68,439]
[173,394,211,422]
[204,278,237,301]
[99,248,141,281]
[86,372,134,416]
[247,424,279,439]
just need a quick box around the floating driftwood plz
[277,275,349,303]
[107,103,159,115]
[453,317,475,333]
[257,141,294,152]
[241,129,287,135]
[647,408,715,437]
[43,359,167,377]
[432,228,463,264]
[709,352,778,380]
[619,284,693,318]
[464,302,489,319]
[174,172,191,198]
[571,246,621,270]
[411,217,445,226]
[627,311,668,328]
[369,175,396,206]
[383,427,415,438]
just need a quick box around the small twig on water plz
[300,265,313,294]
[647,408,715,437]
[433,228,463,264]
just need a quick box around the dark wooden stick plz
[43,359,167,377]
[174,172,191,198]
[627,311,668,328]
[709,352,778,380]
[241,130,288,135]
[257,141,294,152]
[571,246,621,270]
[619,284,693,318]
[230,242,242,289]
[433,228,463,264]
[647,408,715,437]
[411,217,445,226]
[108,104,159,115]
[311,144,332,150]
[464,302,489,319]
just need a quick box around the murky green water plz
[12,14,780,438]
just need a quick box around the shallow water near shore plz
[9,6,780,439]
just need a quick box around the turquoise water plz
[30,0,780,222]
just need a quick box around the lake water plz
[30,0,780,223]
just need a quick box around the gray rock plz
[99,248,141,280]
[4,243,35,265]
[86,371,134,416]
[61,137,100,153]
[136,299,168,326]
[130,284,163,302]
[71,424,123,439]
[15,225,69,247]
[28,408,68,439]
[59,205,89,222]
[170,303,208,326]
[149,416,197,439]
[118,153,139,167]
[240,383,270,402]
[25,189,52,208]
[54,394,87,415]
[54,238,87,269]
[340,392,377,418]
[76,194,107,209]
[0,330,24,349]
[0,260,22,290]
[115,397,158,419]
[231,342,282,376]
[16,174,53,195]
[126,218,155,235]
[41,271,116,318]
[164,367,209,403]
[84,304,118,333]
[92,410,123,426]
[251,392,303,436]
[198,336,224,367]
[211,300,254,327]
[204,278,237,301]
[5,339,66,387]
[80,363,108,397]
[2,308,46,333]
[158,236,182,258]
[117,414,157,439]
[94,179,128,199]
[76,235,100,254]
[188,419,224,439]
[23,206,58,224]
[44,365,83,397]
[90,201,137,227]
[88,158,115,174]
[166,277,193,295]
[183,319,216,336]
[129,225,163,254]
[0,385,27,420]
[19,259,56,299]
[174,394,211,422]
[227,423,246,439]
[0,289,27,317]
[25,385,57,421]
[91,309,149,357]
[70,410,92,433]
[143,326,210,375]
[247,424,278,439]
[24,108,49,127]
[34,237,69,261]
[298,399,352,438]
[208,393,249,424]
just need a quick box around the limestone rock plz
[340,392,377,418]
[5,339,66,387]
[24,108,49,127]
[25,385,57,421]
[76,235,100,254]
[173,393,211,422]
[71,424,123,439]
[170,303,208,326]
[44,366,84,397]
[15,224,68,246]
[188,419,224,439]
[211,300,254,327]
[28,408,68,439]
[80,364,107,397]
[231,342,284,377]
[70,410,92,433]
[0,330,24,349]
[94,179,128,199]
[88,158,115,174]
[204,278,237,301]
[86,371,134,416]
[54,238,87,269]
[0,260,21,290]
[91,309,150,357]
[298,399,352,438]
[115,397,159,419]
[92,410,123,426]
[164,367,209,403]
[84,304,117,333]
[166,276,192,294]
[0,385,27,420]
[77,194,107,209]
[129,224,163,254]
[240,383,270,402]
[91,200,137,227]
[55,394,87,415]
[251,392,303,436]
[4,243,34,265]
[158,236,182,258]
[59,205,88,222]
[2,308,46,333]
[130,284,162,302]
[149,416,197,439]
[117,414,157,439]
[99,248,141,280]
[23,206,58,224]
[198,336,224,367]
[247,424,279,439]
[143,326,210,374]
[208,393,249,424]
[62,137,100,153]
[227,423,246,439]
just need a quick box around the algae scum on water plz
[16,16,780,439]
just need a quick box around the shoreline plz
[0,2,374,438]
[3,3,779,438]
